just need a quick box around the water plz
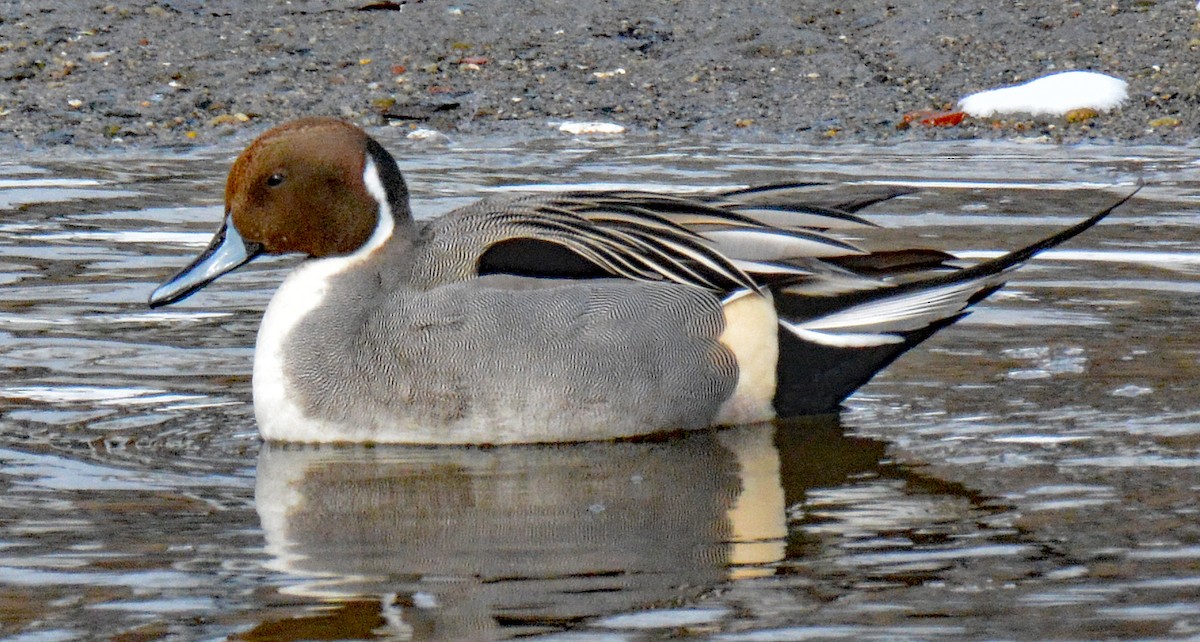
[1,132,1199,640]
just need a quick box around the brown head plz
[149,118,410,307]
[226,117,396,257]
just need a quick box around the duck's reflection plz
[248,418,886,640]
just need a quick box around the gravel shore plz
[1,1,1197,150]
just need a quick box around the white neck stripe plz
[357,156,396,259]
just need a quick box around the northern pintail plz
[149,118,1134,444]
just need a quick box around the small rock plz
[358,1,404,9]
[901,109,967,127]
[1148,116,1181,128]
[209,114,243,126]
[1065,107,1100,123]
[406,128,450,144]
[372,97,397,110]
[38,129,74,146]
[593,68,626,79]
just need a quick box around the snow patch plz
[958,71,1128,118]
[557,121,626,135]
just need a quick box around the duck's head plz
[148,118,409,308]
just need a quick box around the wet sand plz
[1,0,1197,150]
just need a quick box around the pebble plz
[593,68,626,79]
[1148,116,1181,129]
[1065,108,1100,123]
[405,128,450,143]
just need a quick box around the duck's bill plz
[148,214,263,308]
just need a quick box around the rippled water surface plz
[2,133,1199,641]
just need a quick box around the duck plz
[149,117,1134,444]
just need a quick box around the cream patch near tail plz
[714,290,779,425]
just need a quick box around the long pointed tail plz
[773,183,1141,416]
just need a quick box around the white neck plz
[252,155,398,441]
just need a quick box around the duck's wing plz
[428,182,1133,347]
[427,184,901,294]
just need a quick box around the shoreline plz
[1,1,1196,151]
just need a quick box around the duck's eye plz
[266,173,285,188]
